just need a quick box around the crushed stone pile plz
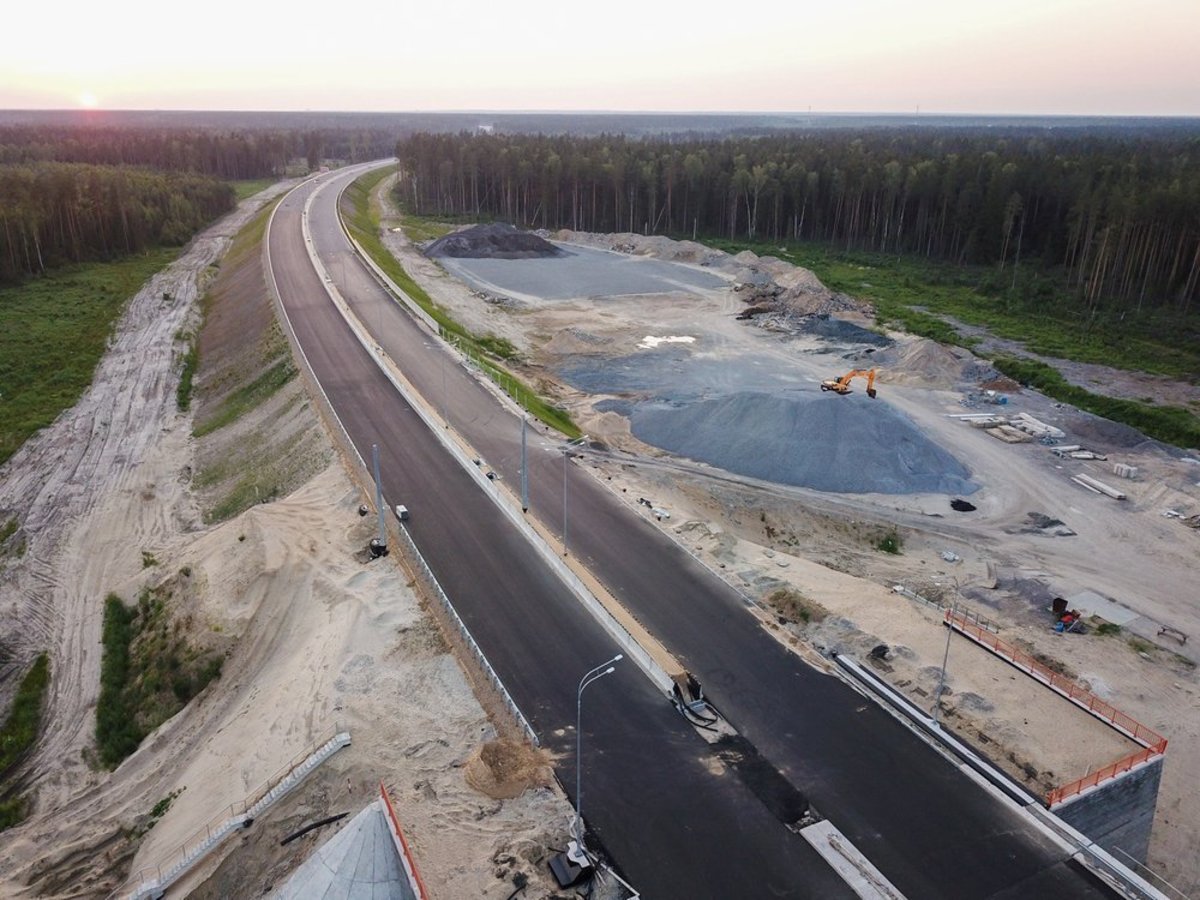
[799,314,891,346]
[426,223,565,259]
[629,391,978,495]
[550,230,869,319]
[870,336,975,387]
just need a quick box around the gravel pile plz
[425,223,565,259]
[799,314,892,346]
[629,391,978,495]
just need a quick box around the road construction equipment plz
[821,368,878,398]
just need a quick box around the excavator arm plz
[820,368,878,398]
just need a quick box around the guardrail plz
[944,609,1168,808]
[893,585,1000,633]
[390,520,540,747]
[379,782,430,900]
[108,725,347,900]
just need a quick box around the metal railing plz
[379,781,430,900]
[1112,848,1191,900]
[391,521,540,747]
[944,609,1168,808]
[108,724,346,899]
[893,585,1000,633]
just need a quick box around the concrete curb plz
[834,654,1168,900]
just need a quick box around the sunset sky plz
[4,0,1197,115]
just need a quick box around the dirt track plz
[0,183,573,899]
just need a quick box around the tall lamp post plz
[561,446,570,557]
[574,653,623,847]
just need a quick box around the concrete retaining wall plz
[1053,757,1163,864]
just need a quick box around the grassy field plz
[343,168,580,438]
[0,652,50,830]
[0,249,180,467]
[230,178,279,202]
[97,587,223,769]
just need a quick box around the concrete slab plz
[801,819,906,900]
[273,801,414,900]
[1068,590,1139,626]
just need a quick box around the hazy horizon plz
[5,0,1198,117]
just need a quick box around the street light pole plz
[933,602,955,726]
[562,448,569,557]
[575,653,623,846]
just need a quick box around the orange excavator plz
[820,368,878,398]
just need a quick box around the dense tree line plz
[395,130,1200,314]
[0,162,234,282]
[0,125,398,178]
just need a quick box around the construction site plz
[413,216,1200,894]
[0,177,1196,900]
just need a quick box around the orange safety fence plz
[944,609,1167,808]
[380,781,431,900]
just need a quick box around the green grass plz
[176,332,199,411]
[0,796,28,831]
[393,214,461,243]
[0,653,50,774]
[0,249,180,467]
[97,594,139,768]
[876,529,903,554]
[0,517,17,546]
[992,356,1200,448]
[96,589,224,769]
[344,168,580,439]
[192,358,296,437]
[230,178,278,202]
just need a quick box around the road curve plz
[268,172,861,898]
[276,166,1114,899]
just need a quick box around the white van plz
[395,504,410,521]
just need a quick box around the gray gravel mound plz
[425,223,565,259]
[629,391,978,495]
[800,314,892,347]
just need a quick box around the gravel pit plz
[438,243,726,303]
[628,391,978,495]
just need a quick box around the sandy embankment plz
[0,183,574,899]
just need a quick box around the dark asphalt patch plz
[712,733,811,829]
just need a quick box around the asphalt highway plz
[268,174,856,898]
[271,167,1114,898]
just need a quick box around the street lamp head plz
[613,654,624,662]
[603,666,615,675]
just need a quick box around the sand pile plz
[871,337,976,388]
[464,739,554,800]
[630,391,977,495]
[551,230,730,267]
[426,223,565,259]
